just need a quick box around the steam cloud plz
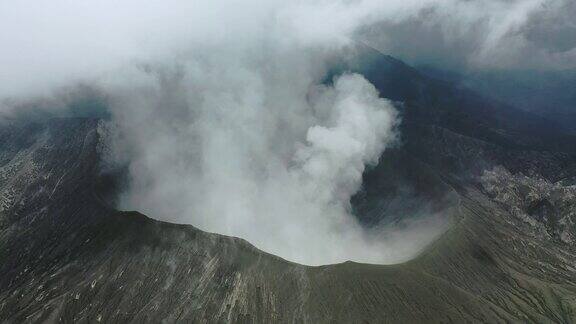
[109,67,407,265]
[0,0,569,264]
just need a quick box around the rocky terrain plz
[1,52,576,322]
[481,167,576,244]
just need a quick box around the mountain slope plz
[343,45,576,154]
[1,118,575,323]
[2,51,576,322]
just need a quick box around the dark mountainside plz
[417,66,576,133]
[1,51,576,323]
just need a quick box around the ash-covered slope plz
[2,52,576,322]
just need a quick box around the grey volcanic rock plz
[481,166,576,244]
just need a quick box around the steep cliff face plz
[2,54,576,322]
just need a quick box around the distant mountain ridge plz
[345,45,576,154]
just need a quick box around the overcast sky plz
[1,0,574,101]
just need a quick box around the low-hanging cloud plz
[360,0,576,70]
[1,0,570,104]
[0,0,568,264]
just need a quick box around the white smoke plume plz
[108,66,405,265]
[0,0,567,264]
